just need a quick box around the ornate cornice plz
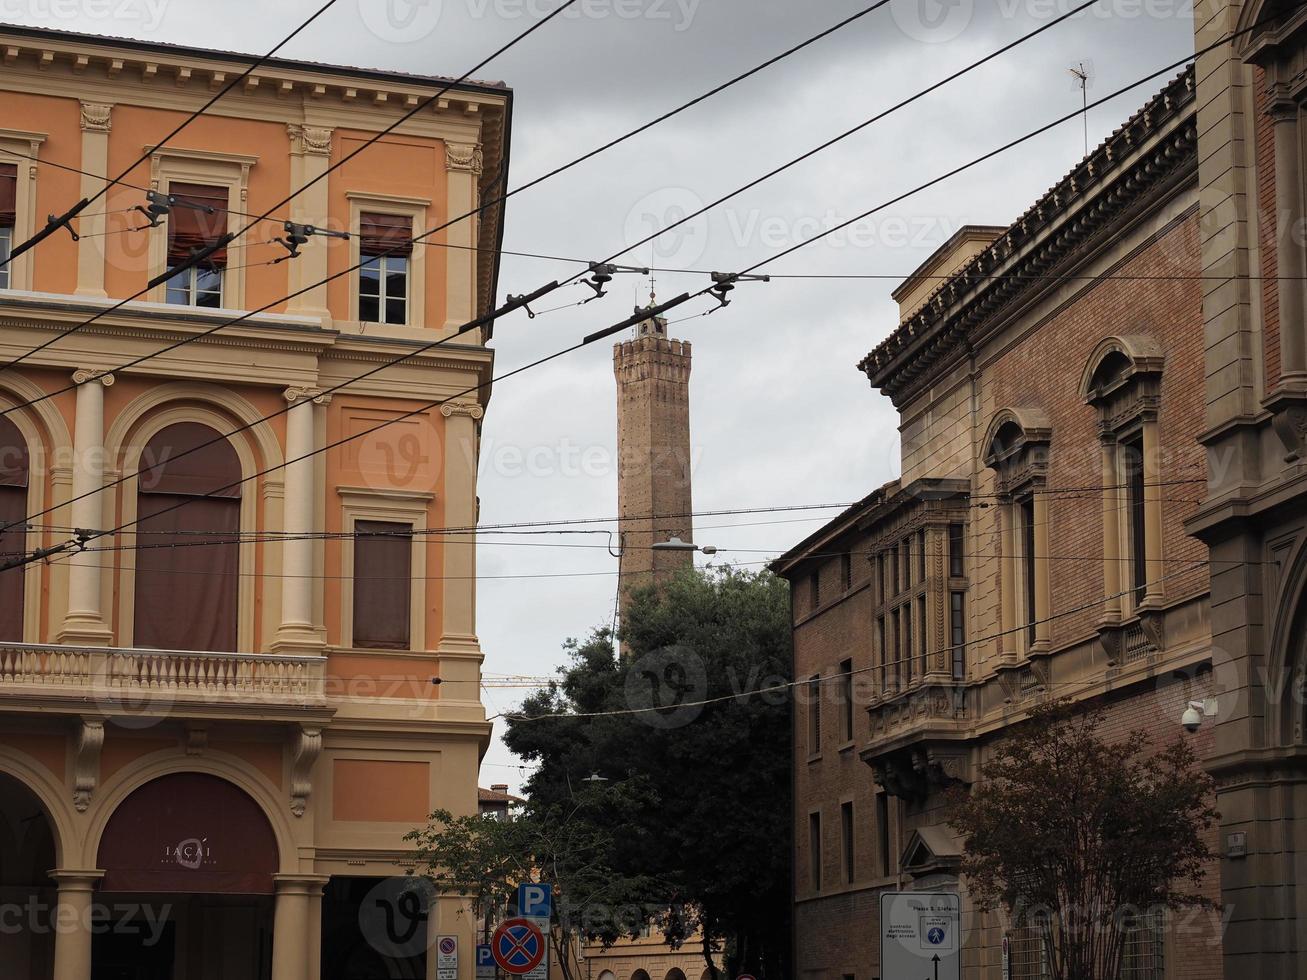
[79,101,111,132]
[860,68,1197,406]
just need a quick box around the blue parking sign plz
[517,883,551,920]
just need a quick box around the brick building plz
[773,69,1225,979]
[1188,1,1307,975]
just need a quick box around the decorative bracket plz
[290,726,322,818]
[73,718,105,812]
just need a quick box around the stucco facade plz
[0,25,510,980]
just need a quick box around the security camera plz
[1180,698,1218,733]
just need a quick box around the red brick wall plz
[989,213,1210,648]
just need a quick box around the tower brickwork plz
[614,309,694,612]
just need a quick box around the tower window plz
[1123,436,1147,607]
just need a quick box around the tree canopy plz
[948,700,1218,980]
[503,566,794,979]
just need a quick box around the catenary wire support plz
[707,271,770,312]
[581,261,650,303]
[274,222,351,261]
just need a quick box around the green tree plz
[406,782,663,980]
[505,566,793,980]
[947,700,1218,980]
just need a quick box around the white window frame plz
[145,148,257,309]
[347,192,429,330]
[165,261,224,308]
[358,251,410,326]
[0,130,47,292]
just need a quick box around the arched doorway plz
[95,773,279,979]
[0,772,57,977]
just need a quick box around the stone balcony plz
[0,641,333,724]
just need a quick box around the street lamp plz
[652,536,718,555]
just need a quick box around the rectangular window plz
[808,675,822,755]
[917,530,927,583]
[1123,436,1147,607]
[949,522,965,578]
[1119,909,1165,980]
[918,595,928,676]
[0,162,15,291]
[810,569,821,610]
[894,544,902,594]
[839,658,854,742]
[876,793,892,875]
[358,211,413,324]
[809,812,822,890]
[877,616,886,695]
[902,605,913,687]
[841,801,855,884]
[841,551,852,592]
[165,182,227,308]
[1021,496,1037,646]
[951,591,966,680]
[890,611,901,692]
[879,552,888,603]
[352,520,413,650]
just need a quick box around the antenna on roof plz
[1068,62,1091,157]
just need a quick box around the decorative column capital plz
[287,123,333,157]
[283,386,331,406]
[445,141,483,175]
[72,369,114,388]
[440,400,484,420]
[79,102,112,133]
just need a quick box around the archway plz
[94,772,280,979]
[0,772,57,978]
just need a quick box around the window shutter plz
[0,415,28,642]
[359,212,414,257]
[167,182,229,266]
[353,520,413,649]
[0,163,16,228]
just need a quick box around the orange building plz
[0,24,510,980]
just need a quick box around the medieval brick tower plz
[614,299,694,613]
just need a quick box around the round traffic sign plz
[439,937,457,956]
[492,918,546,975]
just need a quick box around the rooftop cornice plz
[859,68,1197,407]
[0,22,510,100]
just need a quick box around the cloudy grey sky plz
[5,0,1196,789]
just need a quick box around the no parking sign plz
[492,918,546,976]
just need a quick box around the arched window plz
[983,409,1052,660]
[1080,337,1165,632]
[134,422,241,651]
[0,416,29,641]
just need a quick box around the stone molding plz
[79,102,111,132]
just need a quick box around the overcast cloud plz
[3,0,1197,790]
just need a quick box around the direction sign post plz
[880,892,961,980]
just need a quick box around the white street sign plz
[437,935,458,980]
[880,892,961,980]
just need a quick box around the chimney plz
[491,784,508,794]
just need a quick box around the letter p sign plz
[518,884,551,920]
